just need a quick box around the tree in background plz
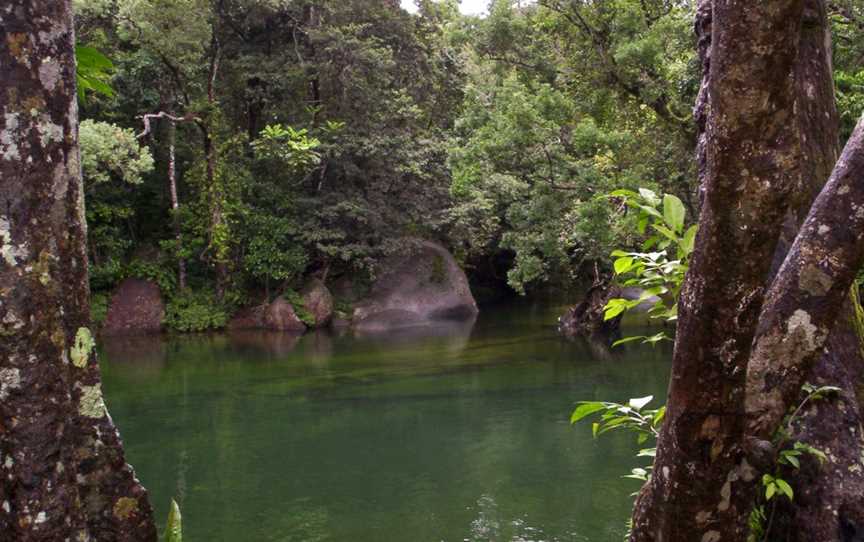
[447,0,699,294]
[71,0,467,322]
[0,1,156,540]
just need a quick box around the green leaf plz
[680,225,698,256]
[794,442,828,464]
[614,256,635,275]
[624,467,649,481]
[775,479,794,500]
[607,189,640,199]
[785,455,800,469]
[652,407,666,427]
[628,395,653,411]
[651,223,678,243]
[633,203,663,220]
[592,422,600,438]
[76,45,113,70]
[604,298,628,321]
[571,402,607,424]
[765,483,776,501]
[612,336,646,347]
[165,499,182,542]
[662,194,686,233]
[638,188,661,206]
[75,45,115,102]
[644,332,670,345]
[637,448,656,458]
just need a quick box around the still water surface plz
[100,303,671,542]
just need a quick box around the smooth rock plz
[301,278,334,328]
[353,239,478,331]
[102,279,165,335]
[264,297,307,332]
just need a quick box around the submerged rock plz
[301,278,333,328]
[353,239,478,331]
[103,279,165,335]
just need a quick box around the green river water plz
[99,303,671,542]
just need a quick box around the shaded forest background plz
[74,0,864,330]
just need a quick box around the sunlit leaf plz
[571,402,606,424]
[775,479,794,500]
[638,188,660,206]
[629,395,653,411]
[614,256,635,275]
[166,499,182,542]
[612,336,646,347]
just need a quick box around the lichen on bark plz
[0,1,156,540]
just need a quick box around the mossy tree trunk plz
[0,2,157,540]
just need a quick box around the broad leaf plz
[571,402,606,424]
[775,479,794,500]
[662,194,686,233]
[638,188,661,206]
[614,256,635,275]
[681,225,697,256]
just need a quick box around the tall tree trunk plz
[632,1,864,539]
[0,2,156,541]
[754,2,864,537]
[167,117,187,290]
[631,0,808,538]
[303,3,322,121]
[204,15,228,299]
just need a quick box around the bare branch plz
[136,111,200,139]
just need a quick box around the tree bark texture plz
[763,1,864,538]
[0,2,157,541]
[631,1,807,539]
[632,1,864,539]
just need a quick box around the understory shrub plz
[164,289,228,332]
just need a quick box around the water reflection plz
[99,304,670,542]
[227,330,303,356]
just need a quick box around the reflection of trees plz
[101,314,671,540]
[352,316,477,354]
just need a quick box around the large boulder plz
[301,279,333,328]
[264,298,307,332]
[353,240,478,331]
[103,279,165,335]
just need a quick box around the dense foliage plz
[72,0,864,326]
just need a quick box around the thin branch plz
[136,112,200,139]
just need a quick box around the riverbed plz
[100,303,671,541]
